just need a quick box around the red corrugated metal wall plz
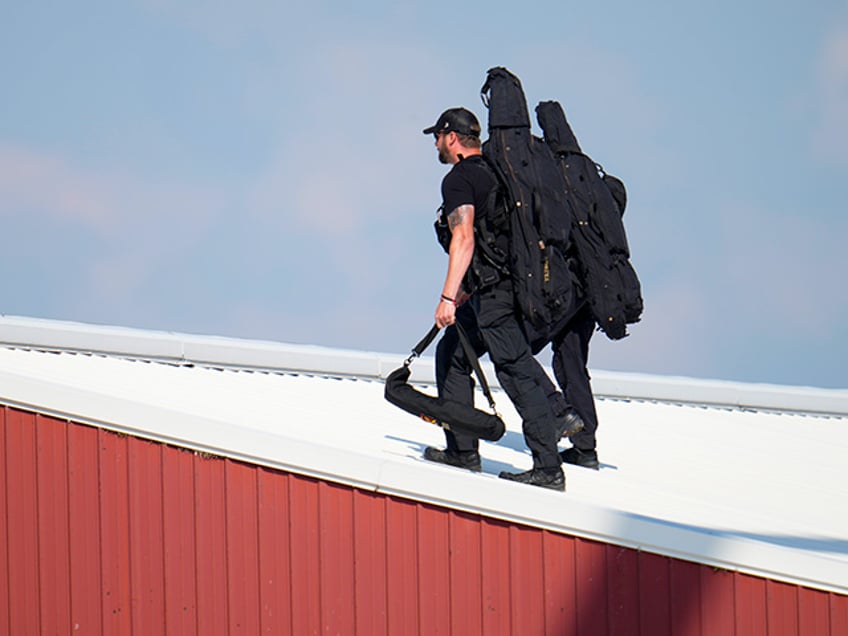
[2,405,847,635]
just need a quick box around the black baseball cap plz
[423,107,481,137]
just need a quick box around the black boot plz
[555,407,585,438]
[498,467,565,491]
[423,447,482,472]
[560,447,599,470]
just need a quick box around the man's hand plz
[435,298,456,328]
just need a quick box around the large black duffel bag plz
[384,323,505,442]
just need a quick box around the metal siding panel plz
[228,461,259,629]
[352,489,388,636]
[734,572,767,635]
[6,409,41,633]
[637,551,672,636]
[669,558,703,636]
[0,408,10,636]
[542,529,577,636]
[36,414,72,635]
[798,586,831,634]
[385,496,419,634]
[607,544,639,636]
[194,454,229,635]
[449,510,483,635]
[318,481,356,634]
[5,407,848,636]
[830,592,848,636]
[574,537,609,636]
[700,567,735,635]
[765,579,799,636]
[508,524,546,636]
[416,503,450,635]
[98,429,132,634]
[67,420,103,635]
[162,444,199,635]
[128,438,166,634]
[481,518,512,636]
[289,474,321,634]
[258,467,292,635]
[224,459,261,634]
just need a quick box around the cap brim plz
[422,125,438,135]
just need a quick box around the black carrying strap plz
[386,321,506,442]
[406,324,441,364]
[405,322,499,416]
[454,321,498,414]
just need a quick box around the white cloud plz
[0,143,221,233]
[0,142,227,308]
[812,16,848,166]
[509,41,665,160]
[0,144,119,231]
[244,39,447,236]
[712,199,848,337]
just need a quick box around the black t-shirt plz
[440,154,510,289]
[441,155,497,221]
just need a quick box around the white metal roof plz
[2,315,847,595]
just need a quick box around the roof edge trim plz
[2,315,847,417]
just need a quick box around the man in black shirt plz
[422,107,565,491]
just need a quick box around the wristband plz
[440,294,457,306]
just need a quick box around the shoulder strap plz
[404,323,500,416]
[454,321,499,415]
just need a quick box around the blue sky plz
[2,1,847,388]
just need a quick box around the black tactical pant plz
[550,303,599,451]
[435,281,561,469]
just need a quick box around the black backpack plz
[536,100,643,339]
[480,67,642,341]
[479,67,578,333]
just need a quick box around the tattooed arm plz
[435,204,475,328]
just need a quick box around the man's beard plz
[438,147,451,164]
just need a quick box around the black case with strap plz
[384,323,505,442]
[536,100,643,338]
[480,67,577,332]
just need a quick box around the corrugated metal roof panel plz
[1,316,847,597]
